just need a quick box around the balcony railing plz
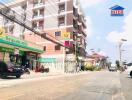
[78,44,85,49]
[33,3,44,9]
[77,21,82,26]
[81,18,87,28]
[34,26,43,31]
[58,22,65,27]
[77,33,83,37]
[73,13,78,20]
[32,15,44,21]
[58,9,65,14]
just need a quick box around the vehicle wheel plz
[130,71,132,77]
[16,75,21,78]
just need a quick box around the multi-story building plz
[0,0,87,73]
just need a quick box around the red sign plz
[64,41,70,46]
[111,10,123,15]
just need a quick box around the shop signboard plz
[0,27,5,37]
[62,32,70,40]
[0,47,14,52]
[0,30,43,53]
[64,40,70,46]
[2,35,28,46]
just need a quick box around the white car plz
[125,66,132,77]
[109,64,117,71]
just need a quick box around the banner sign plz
[64,41,70,46]
[62,32,70,40]
[0,35,28,46]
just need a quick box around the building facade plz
[0,0,87,73]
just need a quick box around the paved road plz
[0,71,124,100]
[120,72,132,100]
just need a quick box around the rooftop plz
[110,5,125,10]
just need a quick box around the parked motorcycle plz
[22,66,30,74]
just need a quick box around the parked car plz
[109,64,117,71]
[0,61,24,78]
[125,65,132,77]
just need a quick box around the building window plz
[55,31,61,37]
[34,0,43,5]
[9,26,14,34]
[4,27,8,33]
[32,22,37,28]
[39,20,44,30]
[43,46,46,51]
[58,3,65,13]
[32,21,43,30]
[33,10,38,17]
[58,16,65,26]
[40,9,44,16]
[55,45,61,50]
[4,18,9,25]
[8,10,15,19]
[4,26,14,34]
[21,2,27,10]
[21,13,26,22]
[33,9,44,17]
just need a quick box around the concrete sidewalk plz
[21,70,90,79]
[22,71,62,79]
[0,71,90,89]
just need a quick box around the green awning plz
[0,39,43,53]
[39,58,56,63]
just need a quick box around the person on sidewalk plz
[41,65,45,73]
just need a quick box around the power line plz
[0,0,81,50]
[1,0,69,47]
[0,2,66,48]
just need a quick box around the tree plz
[99,58,108,68]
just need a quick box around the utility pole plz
[118,39,127,67]
[119,42,122,65]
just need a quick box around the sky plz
[80,0,132,63]
[0,0,132,63]
[0,0,15,3]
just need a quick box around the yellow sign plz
[62,32,70,40]
[0,27,5,37]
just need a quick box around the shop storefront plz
[27,52,39,70]
[0,34,43,70]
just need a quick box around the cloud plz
[85,16,92,38]
[80,0,105,8]
[106,11,132,45]
[79,0,105,38]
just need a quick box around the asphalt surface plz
[120,71,132,100]
[0,71,124,100]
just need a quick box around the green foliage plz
[94,67,101,71]
[85,66,95,71]
[84,65,102,71]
